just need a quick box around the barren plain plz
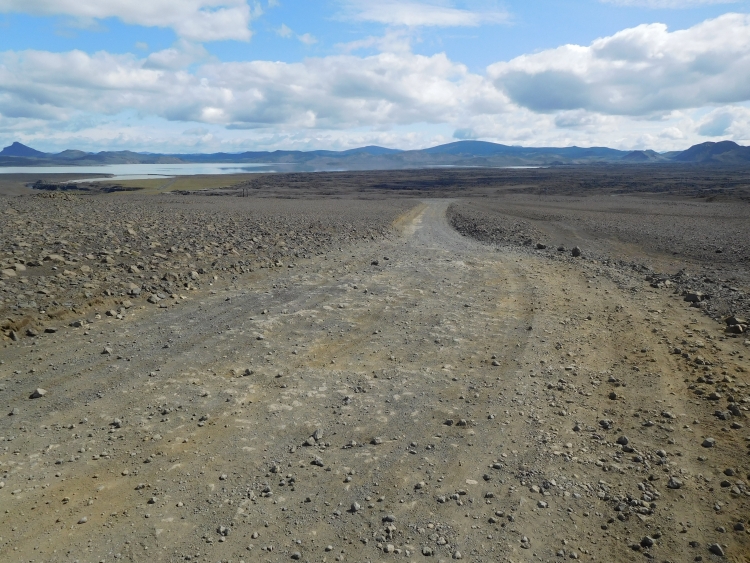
[1,167,750,563]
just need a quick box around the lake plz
[0,162,276,181]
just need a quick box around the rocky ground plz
[1,189,749,563]
[448,196,750,324]
[0,193,410,341]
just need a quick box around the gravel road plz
[1,200,749,563]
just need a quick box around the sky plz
[0,0,749,154]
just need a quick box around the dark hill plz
[672,141,750,164]
[0,142,47,158]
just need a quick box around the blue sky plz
[0,0,749,153]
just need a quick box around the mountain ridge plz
[1,140,748,169]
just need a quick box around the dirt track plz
[2,200,749,563]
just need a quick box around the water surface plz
[0,162,273,180]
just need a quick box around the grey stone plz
[667,477,683,489]
[702,437,716,448]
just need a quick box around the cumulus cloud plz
[697,106,750,137]
[340,0,509,27]
[698,110,734,136]
[489,13,750,116]
[0,48,507,130]
[0,0,256,42]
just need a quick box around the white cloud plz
[0,0,256,42]
[553,110,614,130]
[276,24,317,45]
[602,0,738,7]
[697,106,750,137]
[698,110,734,136]
[338,30,414,53]
[298,33,318,45]
[144,40,211,70]
[340,0,509,27]
[276,23,293,38]
[0,48,507,130]
[488,13,750,116]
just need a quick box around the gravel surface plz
[1,192,749,563]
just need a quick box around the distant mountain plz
[2,139,749,169]
[620,150,669,163]
[421,141,623,161]
[422,140,516,156]
[671,141,750,164]
[339,146,402,156]
[0,142,47,158]
[54,150,92,160]
[76,151,184,165]
[172,145,402,164]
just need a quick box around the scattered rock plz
[667,477,683,489]
[702,438,716,448]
